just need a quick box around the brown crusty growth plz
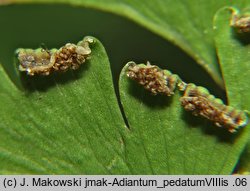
[17,48,54,76]
[180,83,248,133]
[17,37,94,76]
[231,9,250,33]
[126,61,179,96]
[52,38,93,72]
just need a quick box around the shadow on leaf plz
[19,62,90,93]
[232,29,250,45]
[127,80,174,109]
[181,108,243,143]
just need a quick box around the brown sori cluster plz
[17,37,94,76]
[17,48,53,75]
[231,11,250,33]
[180,83,248,133]
[126,62,179,96]
[232,16,250,33]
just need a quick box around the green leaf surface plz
[119,63,249,174]
[0,1,250,175]
[3,0,250,87]
[238,141,250,174]
[213,6,250,173]
[214,7,250,109]
[1,35,248,174]
[0,38,130,174]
